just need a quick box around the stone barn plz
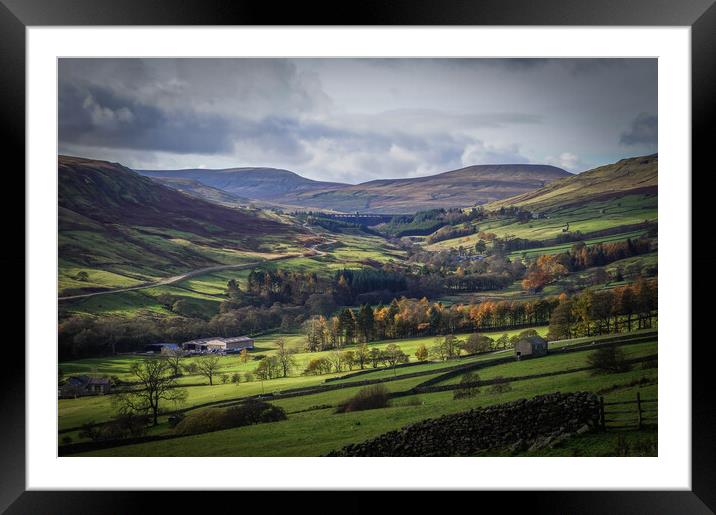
[58,376,111,398]
[514,335,548,360]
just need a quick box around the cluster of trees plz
[296,215,377,235]
[522,238,653,292]
[406,245,524,274]
[425,224,476,244]
[380,208,484,238]
[499,237,652,278]
[254,338,297,379]
[228,266,434,312]
[548,278,657,339]
[302,296,560,349]
[301,278,657,355]
[521,254,569,292]
[239,269,324,306]
[567,238,652,270]
[336,268,408,302]
[443,270,515,292]
[403,247,527,294]
[303,305,376,351]
[494,232,586,254]
[303,343,409,375]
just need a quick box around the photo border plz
[3,0,712,512]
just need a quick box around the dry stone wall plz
[327,392,600,456]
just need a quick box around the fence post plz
[599,396,605,431]
[636,391,642,429]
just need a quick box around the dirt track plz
[58,241,331,302]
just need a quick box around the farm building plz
[59,376,111,398]
[514,335,548,360]
[223,336,255,351]
[182,337,224,352]
[181,336,254,353]
[143,343,180,355]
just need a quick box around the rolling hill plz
[140,164,571,214]
[424,154,658,249]
[58,156,307,294]
[147,176,252,207]
[289,164,571,213]
[138,167,347,202]
[486,154,658,213]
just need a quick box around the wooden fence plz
[599,392,657,430]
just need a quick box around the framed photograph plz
[3,0,712,511]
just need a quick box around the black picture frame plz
[2,0,712,512]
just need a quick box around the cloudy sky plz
[59,58,657,183]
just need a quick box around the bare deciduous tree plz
[275,337,297,377]
[163,348,185,377]
[196,354,223,385]
[112,359,187,426]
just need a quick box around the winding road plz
[58,240,332,302]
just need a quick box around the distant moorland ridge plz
[138,163,572,214]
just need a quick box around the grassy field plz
[60,327,656,455]
[58,225,284,295]
[485,154,657,214]
[59,326,552,432]
[426,194,656,250]
[73,353,657,457]
[436,340,656,385]
[59,229,404,319]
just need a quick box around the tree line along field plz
[507,229,650,260]
[64,331,657,457]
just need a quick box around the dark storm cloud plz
[58,58,657,180]
[620,113,658,146]
[59,82,235,154]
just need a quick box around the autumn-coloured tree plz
[415,344,429,362]
[522,254,568,292]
